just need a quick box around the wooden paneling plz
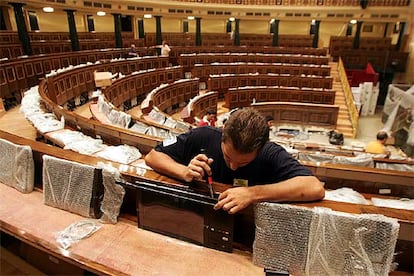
[251,101,339,128]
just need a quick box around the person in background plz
[365,131,389,155]
[152,40,171,57]
[265,115,274,128]
[198,108,217,127]
[145,108,325,214]
[127,44,138,58]
[160,41,171,56]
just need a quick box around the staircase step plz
[330,61,355,138]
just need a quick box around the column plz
[353,20,362,49]
[271,19,279,47]
[346,23,353,36]
[155,16,162,45]
[195,17,202,46]
[138,18,145,39]
[383,23,389,38]
[234,18,240,46]
[112,13,122,48]
[9,2,32,55]
[312,20,320,48]
[64,9,79,51]
[395,21,406,51]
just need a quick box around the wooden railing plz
[338,58,359,138]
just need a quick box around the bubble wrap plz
[253,203,400,276]
[42,155,101,218]
[97,163,126,224]
[0,138,34,193]
[298,152,335,164]
[332,154,374,167]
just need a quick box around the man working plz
[365,131,389,155]
[145,108,325,214]
[198,108,217,127]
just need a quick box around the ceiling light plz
[144,14,152,19]
[350,19,357,24]
[229,17,235,22]
[43,7,54,13]
[97,11,106,16]
[187,16,195,20]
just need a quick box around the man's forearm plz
[250,176,325,203]
[144,150,188,181]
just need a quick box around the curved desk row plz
[191,62,331,82]
[1,53,167,99]
[103,66,183,108]
[225,86,336,109]
[208,73,333,98]
[182,91,219,124]
[140,78,200,115]
[170,45,327,58]
[179,52,329,69]
[251,101,339,129]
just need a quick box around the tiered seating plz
[252,101,339,129]
[208,73,333,98]
[179,52,329,70]
[181,91,219,124]
[225,86,336,109]
[140,78,200,115]
[329,36,409,72]
[191,62,331,82]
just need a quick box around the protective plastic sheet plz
[375,162,414,172]
[94,144,142,164]
[43,155,101,218]
[0,138,34,193]
[298,152,335,164]
[324,187,370,205]
[253,203,399,276]
[371,197,414,211]
[97,162,126,224]
[332,153,374,167]
[56,220,102,249]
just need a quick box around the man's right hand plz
[184,153,213,182]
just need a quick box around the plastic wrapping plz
[375,162,414,172]
[97,162,126,223]
[94,144,142,164]
[56,220,102,249]
[324,187,370,205]
[298,152,335,164]
[253,203,399,276]
[371,197,414,211]
[0,138,34,193]
[43,155,103,218]
[332,153,374,167]
[20,86,64,134]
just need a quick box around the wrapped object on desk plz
[0,138,34,193]
[56,220,102,249]
[253,203,399,276]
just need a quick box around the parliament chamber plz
[1,0,413,275]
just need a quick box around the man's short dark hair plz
[377,131,388,141]
[206,108,216,115]
[222,108,269,154]
[265,115,274,122]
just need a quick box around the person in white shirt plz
[152,40,171,57]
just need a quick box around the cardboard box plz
[94,71,112,88]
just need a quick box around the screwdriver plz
[200,148,215,198]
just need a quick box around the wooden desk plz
[1,130,413,273]
[0,184,263,276]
